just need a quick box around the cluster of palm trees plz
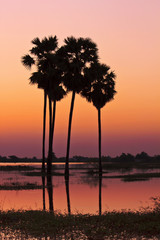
[21,35,116,178]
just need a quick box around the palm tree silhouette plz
[22,44,47,173]
[30,37,61,175]
[81,62,116,173]
[44,66,66,174]
[21,36,66,174]
[57,37,98,178]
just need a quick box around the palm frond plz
[29,71,43,84]
[41,36,58,52]
[30,47,42,57]
[31,37,41,46]
[81,62,116,109]
[21,54,35,69]
[59,37,98,93]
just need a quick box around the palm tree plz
[57,37,98,178]
[81,62,116,173]
[45,66,66,174]
[21,36,59,174]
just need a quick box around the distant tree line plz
[0,152,160,163]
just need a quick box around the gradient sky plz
[0,0,160,158]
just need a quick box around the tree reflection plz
[42,175,46,210]
[65,175,71,215]
[47,175,54,212]
[99,172,102,216]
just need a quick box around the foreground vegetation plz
[1,202,160,239]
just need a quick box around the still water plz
[0,163,160,213]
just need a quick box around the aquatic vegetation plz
[0,165,36,171]
[23,171,64,177]
[103,172,160,181]
[0,182,42,190]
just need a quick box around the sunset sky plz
[0,0,160,158]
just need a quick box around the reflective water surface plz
[0,163,160,214]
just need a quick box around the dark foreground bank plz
[1,206,160,239]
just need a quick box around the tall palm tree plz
[81,62,116,173]
[21,36,59,173]
[57,37,98,178]
[22,53,47,174]
[45,66,66,174]
[29,44,66,175]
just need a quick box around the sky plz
[0,0,160,158]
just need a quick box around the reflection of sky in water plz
[0,163,160,213]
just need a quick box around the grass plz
[23,171,65,177]
[102,162,160,171]
[0,182,42,190]
[0,165,36,171]
[1,207,160,239]
[103,172,160,182]
[122,177,149,182]
[82,171,160,182]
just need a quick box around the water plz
[0,162,160,213]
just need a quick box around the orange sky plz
[0,0,160,157]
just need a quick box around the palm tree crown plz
[22,36,66,100]
[81,62,116,175]
[57,36,98,93]
[81,62,116,108]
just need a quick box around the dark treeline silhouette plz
[1,152,160,163]
[21,35,116,177]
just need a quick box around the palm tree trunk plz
[98,108,102,173]
[41,91,47,210]
[47,97,52,175]
[42,90,47,173]
[65,91,76,178]
[51,100,56,152]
